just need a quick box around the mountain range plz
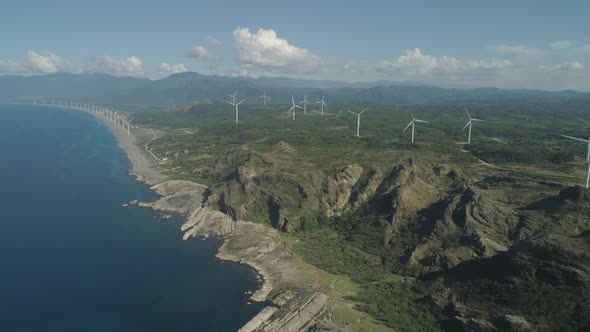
[1,72,589,107]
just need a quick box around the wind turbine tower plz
[227,98,247,123]
[403,113,429,143]
[288,95,303,120]
[299,94,311,114]
[315,95,327,116]
[257,90,270,105]
[348,108,369,137]
[463,107,484,144]
[562,134,590,188]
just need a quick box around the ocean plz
[0,104,264,331]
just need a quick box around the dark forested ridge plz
[2,72,589,107]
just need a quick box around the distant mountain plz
[1,72,589,107]
[0,73,148,101]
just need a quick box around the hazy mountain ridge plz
[2,72,589,107]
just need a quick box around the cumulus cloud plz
[233,27,321,73]
[160,62,189,74]
[539,61,584,71]
[27,50,78,73]
[377,48,513,77]
[549,40,572,49]
[188,45,210,60]
[0,50,77,74]
[92,55,144,76]
[489,44,541,57]
[0,59,28,73]
[204,35,222,47]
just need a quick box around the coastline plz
[88,108,390,331]
[88,112,328,331]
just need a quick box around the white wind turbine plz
[561,134,590,188]
[227,98,247,123]
[227,91,238,104]
[315,95,327,116]
[257,90,270,105]
[348,108,369,137]
[463,107,484,144]
[288,95,303,120]
[299,94,311,114]
[403,113,429,143]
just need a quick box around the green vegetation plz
[128,100,590,331]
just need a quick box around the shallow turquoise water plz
[0,104,264,331]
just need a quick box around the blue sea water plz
[0,104,264,331]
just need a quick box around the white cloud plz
[489,44,541,57]
[92,55,144,76]
[0,59,28,73]
[26,50,78,73]
[233,27,321,73]
[549,40,572,49]
[204,35,222,47]
[188,45,209,60]
[160,62,189,75]
[377,48,513,77]
[539,61,584,71]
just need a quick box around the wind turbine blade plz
[465,107,471,119]
[226,100,235,106]
[347,110,358,115]
[414,119,429,123]
[237,98,247,105]
[561,135,590,143]
[411,112,415,120]
[288,106,294,113]
[359,108,369,115]
[403,121,413,132]
[291,95,295,105]
[471,118,485,122]
[578,117,590,126]
[462,121,471,131]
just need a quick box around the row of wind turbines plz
[33,99,132,135]
[227,91,484,144]
[227,91,328,123]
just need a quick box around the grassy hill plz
[127,100,590,331]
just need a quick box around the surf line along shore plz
[89,109,334,331]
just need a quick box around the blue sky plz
[1,0,589,90]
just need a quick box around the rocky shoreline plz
[94,114,343,331]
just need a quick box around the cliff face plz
[208,150,524,272]
[208,149,371,231]
[201,148,590,331]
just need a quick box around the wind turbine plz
[348,108,369,137]
[126,119,132,136]
[257,90,270,105]
[288,95,303,120]
[227,91,238,104]
[463,107,484,144]
[299,94,311,114]
[227,98,247,123]
[561,134,590,188]
[315,95,327,116]
[403,113,429,143]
